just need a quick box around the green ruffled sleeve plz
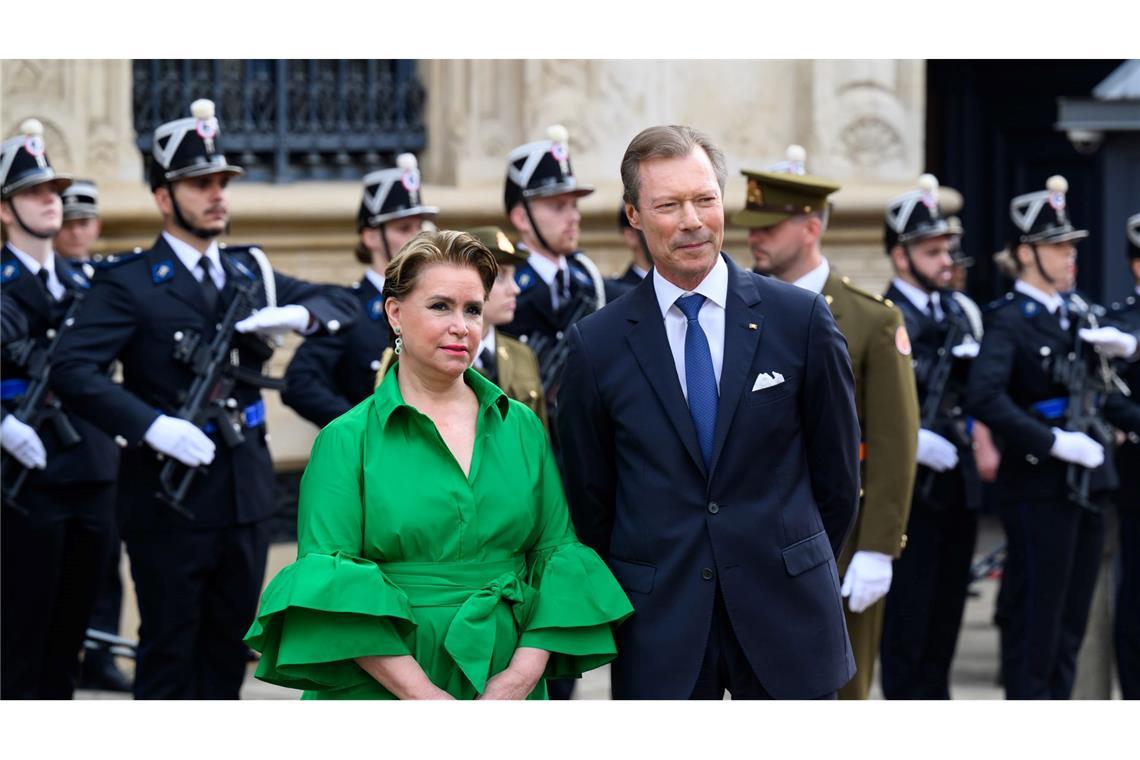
[516,411,633,679]
[244,412,414,692]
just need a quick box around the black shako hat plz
[356,152,439,232]
[61,179,99,220]
[884,173,953,252]
[503,124,594,215]
[1,118,72,200]
[1009,175,1088,245]
[148,98,244,191]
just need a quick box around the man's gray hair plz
[621,125,727,209]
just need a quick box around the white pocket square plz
[752,371,786,391]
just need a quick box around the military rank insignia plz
[1021,300,1039,317]
[2,260,21,283]
[70,270,90,288]
[151,260,174,284]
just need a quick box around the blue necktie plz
[676,294,718,469]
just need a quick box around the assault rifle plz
[157,277,285,518]
[1,294,85,514]
[1052,304,1130,511]
[916,312,969,501]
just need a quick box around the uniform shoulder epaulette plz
[514,261,538,293]
[839,275,895,310]
[983,292,1017,313]
[217,242,262,256]
[92,247,146,269]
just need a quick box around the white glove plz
[917,428,959,472]
[144,415,216,467]
[1,414,47,470]
[235,305,311,337]
[841,550,894,614]
[951,340,980,359]
[1049,428,1105,469]
[1078,327,1139,359]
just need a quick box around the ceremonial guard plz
[283,155,437,428]
[1,119,119,698]
[499,125,606,434]
[735,145,919,699]
[467,226,547,428]
[54,179,101,274]
[48,99,357,699]
[877,175,986,699]
[965,176,1137,699]
[1107,213,1140,698]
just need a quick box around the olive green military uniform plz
[823,273,919,700]
[731,154,919,699]
[466,226,549,432]
[481,332,548,431]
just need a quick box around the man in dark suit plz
[49,99,356,699]
[558,125,861,699]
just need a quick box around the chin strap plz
[1028,243,1056,287]
[521,197,557,256]
[9,204,55,240]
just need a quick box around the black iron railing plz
[132,60,426,183]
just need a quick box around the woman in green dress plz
[245,230,633,699]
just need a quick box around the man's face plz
[518,194,581,255]
[161,173,230,234]
[1,184,64,237]
[383,215,428,259]
[900,235,954,290]
[54,216,102,260]
[627,147,724,287]
[748,216,812,279]
[484,263,520,328]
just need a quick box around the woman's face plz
[387,263,485,380]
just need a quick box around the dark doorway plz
[926,60,1124,304]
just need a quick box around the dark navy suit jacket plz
[558,253,860,699]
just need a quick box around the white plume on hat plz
[190,99,216,120]
[918,173,939,193]
[786,144,806,163]
[396,152,418,171]
[19,118,44,137]
[547,124,569,144]
[1046,175,1069,194]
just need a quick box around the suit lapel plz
[707,257,764,478]
[625,276,707,475]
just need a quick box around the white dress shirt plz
[891,277,944,321]
[163,231,225,291]
[653,255,728,400]
[792,258,830,295]
[8,244,66,301]
[363,268,385,294]
[523,245,570,309]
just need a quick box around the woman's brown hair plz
[381,230,498,342]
